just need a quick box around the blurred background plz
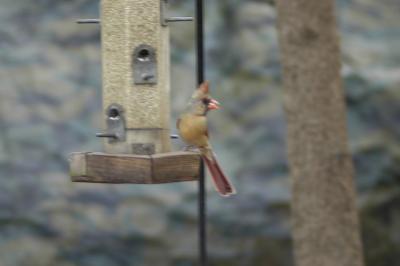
[0,0,399,265]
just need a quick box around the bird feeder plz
[70,0,200,184]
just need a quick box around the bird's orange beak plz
[208,98,220,110]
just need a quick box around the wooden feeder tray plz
[69,151,201,184]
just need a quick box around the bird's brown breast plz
[177,114,209,148]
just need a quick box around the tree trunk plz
[275,1,364,266]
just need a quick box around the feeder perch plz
[70,0,200,184]
[70,152,200,184]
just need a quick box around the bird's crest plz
[199,81,209,94]
[192,81,210,100]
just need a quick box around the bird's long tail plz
[201,153,236,197]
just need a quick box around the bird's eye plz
[202,98,210,105]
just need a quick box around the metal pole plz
[195,0,207,265]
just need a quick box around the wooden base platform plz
[69,151,201,184]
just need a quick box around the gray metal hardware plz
[96,104,126,142]
[165,17,193,23]
[96,133,118,139]
[132,143,156,155]
[133,44,157,85]
[76,19,100,24]
[160,0,194,26]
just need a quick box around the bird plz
[177,81,236,196]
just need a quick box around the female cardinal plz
[177,81,236,196]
